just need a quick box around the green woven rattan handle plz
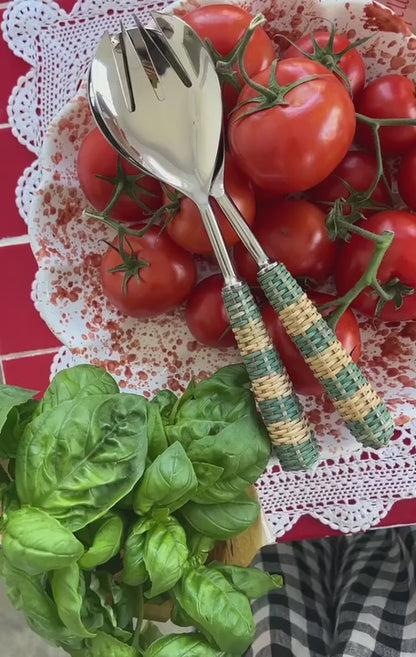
[258,262,394,448]
[222,281,318,470]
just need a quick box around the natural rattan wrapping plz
[258,263,395,448]
[222,282,318,470]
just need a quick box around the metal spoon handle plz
[198,203,318,471]
[215,192,394,448]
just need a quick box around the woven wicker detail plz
[347,405,395,447]
[321,362,368,400]
[244,345,284,378]
[222,283,259,329]
[271,439,319,470]
[267,416,316,446]
[332,383,382,422]
[258,263,304,311]
[233,318,272,357]
[258,392,303,424]
[278,294,321,335]
[252,371,295,402]
[305,340,353,380]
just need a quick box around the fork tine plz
[112,27,135,112]
[151,11,204,80]
[147,24,192,87]
[128,15,165,100]
[119,19,162,102]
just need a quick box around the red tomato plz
[101,225,196,318]
[185,274,236,348]
[234,199,338,285]
[262,292,361,396]
[335,210,416,321]
[398,146,416,211]
[77,128,162,223]
[165,154,255,255]
[228,59,356,194]
[183,4,275,113]
[282,30,366,97]
[310,151,392,216]
[355,75,416,157]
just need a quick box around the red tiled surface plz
[2,351,58,397]
[1,0,416,541]
[0,243,61,354]
[0,128,34,238]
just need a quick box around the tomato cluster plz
[77,3,416,396]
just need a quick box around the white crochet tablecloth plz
[3,0,416,539]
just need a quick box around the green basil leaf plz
[0,482,19,526]
[16,393,149,531]
[122,528,148,586]
[0,384,37,428]
[151,389,178,421]
[113,583,139,631]
[165,365,255,449]
[173,566,254,654]
[0,385,37,457]
[192,461,224,487]
[197,363,251,391]
[38,364,119,413]
[189,462,225,504]
[170,599,194,628]
[185,525,216,568]
[0,463,10,496]
[87,572,132,642]
[1,557,79,646]
[79,514,124,570]
[144,517,188,598]
[0,399,39,459]
[179,491,259,540]
[89,631,140,657]
[187,416,269,504]
[52,562,95,638]
[134,442,197,515]
[139,621,163,651]
[3,506,84,575]
[147,392,177,462]
[208,562,283,599]
[143,633,228,656]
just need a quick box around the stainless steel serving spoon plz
[88,16,317,471]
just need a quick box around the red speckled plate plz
[29,0,416,467]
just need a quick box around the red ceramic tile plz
[0,243,61,354]
[0,10,30,125]
[56,0,78,11]
[0,128,34,238]
[2,351,58,396]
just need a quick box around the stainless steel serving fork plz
[89,12,394,466]
[89,15,318,471]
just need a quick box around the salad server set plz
[88,11,394,470]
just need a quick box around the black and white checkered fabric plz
[245,527,416,657]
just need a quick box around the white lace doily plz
[4,0,416,539]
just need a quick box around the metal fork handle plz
[198,203,318,471]
[215,192,395,448]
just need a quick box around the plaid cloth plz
[245,527,416,657]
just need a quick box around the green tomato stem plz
[325,227,394,329]
[204,13,267,94]
[356,113,416,127]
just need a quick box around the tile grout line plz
[0,234,30,247]
[0,359,4,384]
[1,347,59,361]
[0,2,11,9]
[0,124,10,130]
